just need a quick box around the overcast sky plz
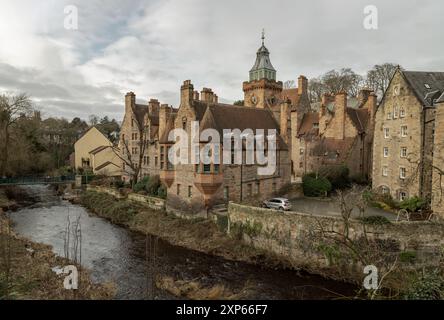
[0,0,443,121]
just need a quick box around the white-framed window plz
[400,167,406,179]
[384,127,390,139]
[387,112,392,120]
[383,147,389,157]
[401,125,408,137]
[400,147,407,158]
[400,107,406,118]
[300,148,304,155]
[393,106,399,119]
[382,166,388,177]
[399,191,408,201]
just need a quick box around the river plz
[7,185,358,300]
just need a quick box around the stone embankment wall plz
[228,202,444,283]
[86,186,165,210]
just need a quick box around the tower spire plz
[261,28,265,45]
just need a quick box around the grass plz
[80,191,292,269]
[0,214,115,300]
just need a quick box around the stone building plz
[120,92,176,182]
[372,68,444,204]
[291,89,377,181]
[430,93,444,216]
[159,80,291,215]
[74,126,120,176]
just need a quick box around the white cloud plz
[0,0,443,121]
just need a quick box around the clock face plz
[250,95,258,105]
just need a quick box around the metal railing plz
[0,175,76,185]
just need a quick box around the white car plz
[261,198,292,211]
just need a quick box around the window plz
[255,181,260,195]
[195,164,199,173]
[382,166,388,177]
[203,164,211,173]
[188,186,192,198]
[387,112,392,120]
[393,106,398,119]
[381,186,389,195]
[182,117,187,130]
[401,125,408,137]
[299,162,303,168]
[214,164,220,173]
[400,107,406,118]
[400,167,406,179]
[399,191,407,201]
[176,184,181,196]
[155,156,158,167]
[300,148,304,155]
[224,187,229,200]
[247,184,253,197]
[383,147,389,157]
[313,123,319,129]
[401,147,407,158]
[384,128,390,138]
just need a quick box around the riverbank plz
[80,190,292,269]
[0,186,115,299]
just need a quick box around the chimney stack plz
[334,91,347,140]
[181,80,194,106]
[148,99,160,114]
[366,92,377,119]
[125,92,135,114]
[201,88,214,103]
[213,94,218,104]
[298,75,308,95]
[159,104,172,141]
[193,91,200,101]
[358,88,373,106]
[280,99,291,144]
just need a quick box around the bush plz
[157,184,167,199]
[146,175,161,196]
[302,173,332,197]
[359,215,391,225]
[133,176,149,193]
[319,165,350,190]
[404,269,444,300]
[399,196,427,213]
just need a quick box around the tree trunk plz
[0,125,9,177]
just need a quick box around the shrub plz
[404,269,444,300]
[319,165,350,190]
[146,175,161,196]
[359,215,391,225]
[302,173,332,197]
[157,184,167,199]
[399,196,427,213]
[133,176,149,193]
[399,251,417,264]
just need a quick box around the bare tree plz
[0,93,32,177]
[113,117,149,185]
[308,77,326,102]
[366,63,399,98]
[322,68,364,97]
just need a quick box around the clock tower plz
[243,30,283,110]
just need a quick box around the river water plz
[7,185,358,300]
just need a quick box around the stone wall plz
[86,185,165,211]
[228,202,444,283]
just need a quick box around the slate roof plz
[250,45,276,72]
[346,108,369,133]
[200,104,288,150]
[403,71,444,106]
[298,112,319,137]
